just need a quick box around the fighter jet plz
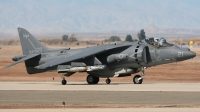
[5,28,196,85]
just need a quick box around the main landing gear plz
[133,67,146,84]
[86,75,111,84]
[61,74,67,85]
[87,75,99,84]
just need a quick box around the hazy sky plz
[0,0,200,33]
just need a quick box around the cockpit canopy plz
[143,37,174,47]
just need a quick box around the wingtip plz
[3,66,9,69]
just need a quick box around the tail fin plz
[18,27,50,55]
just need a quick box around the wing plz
[4,53,40,69]
[35,44,132,69]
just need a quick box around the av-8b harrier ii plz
[5,28,196,85]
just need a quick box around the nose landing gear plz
[133,67,146,84]
[133,75,143,84]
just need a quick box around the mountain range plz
[0,0,200,38]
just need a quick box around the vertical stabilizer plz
[18,27,50,55]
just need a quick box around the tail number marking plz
[29,47,42,54]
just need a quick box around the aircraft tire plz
[106,78,111,84]
[61,79,67,85]
[94,77,99,84]
[133,75,143,84]
[87,75,99,84]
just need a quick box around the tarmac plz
[0,82,200,91]
[0,82,200,111]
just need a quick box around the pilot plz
[153,38,159,47]
[159,38,171,47]
[148,38,154,45]
[159,38,165,47]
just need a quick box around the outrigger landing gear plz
[106,78,111,84]
[133,67,146,84]
[61,74,67,85]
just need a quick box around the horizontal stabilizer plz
[4,53,40,69]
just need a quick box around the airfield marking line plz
[1,108,200,112]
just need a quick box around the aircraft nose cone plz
[176,50,196,61]
[185,51,196,59]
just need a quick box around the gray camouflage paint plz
[5,28,196,82]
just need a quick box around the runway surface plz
[0,82,200,109]
[0,90,200,108]
[0,82,200,91]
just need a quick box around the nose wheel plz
[106,78,111,84]
[133,67,146,84]
[133,75,143,84]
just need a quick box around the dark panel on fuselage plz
[96,46,131,65]
[25,55,41,67]
[25,55,57,74]
[145,46,152,63]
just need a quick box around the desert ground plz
[0,45,200,83]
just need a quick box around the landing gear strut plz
[106,78,111,84]
[61,74,67,85]
[133,67,146,84]
[87,75,99,84]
